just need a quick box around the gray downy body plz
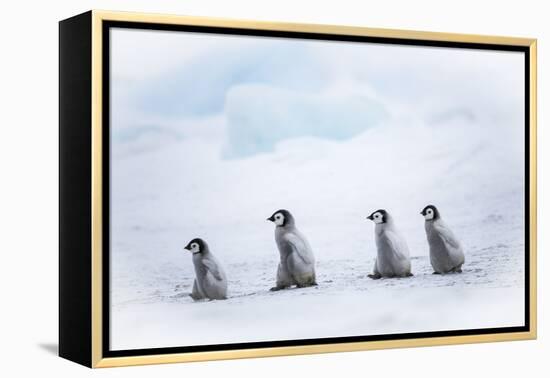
[373,218,412,278]
[274,223,316,289]
[191,246,228,300]
[425,219,465,274]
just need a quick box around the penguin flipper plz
[433,222,463,256]
[381,230,410,260]
[202,259,223,281]
[284,233,314,265]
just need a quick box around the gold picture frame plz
[59,10,537,368]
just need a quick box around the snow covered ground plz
[109,117,525,350]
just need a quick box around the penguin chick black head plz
[420,205,440,221]
[267,209,294,227]
[367,209,387,224]
[184,238,206,254]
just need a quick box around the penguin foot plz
[270,286,289,291]
[446,268,462,274]
[296,282,318,288]
[189,293,204,301]
[405,273,414,277]
[367,274,382,280]
[432,272,441,275]
[208,297,228,301]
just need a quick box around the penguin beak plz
[266,215,274,222]
[366,215,373,220]
[184,244,191,251]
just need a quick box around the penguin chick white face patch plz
[189,242,200,254]
[274,212,285,226]
[372,212,384,224]
[424,208,435,221]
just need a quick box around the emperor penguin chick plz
[421,205,465,274]
[184,238,228,300]
[366,209,412,279]
[267,209,317,290]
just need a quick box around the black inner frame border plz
[102,20,531,358]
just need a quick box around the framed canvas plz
[59,10,537,368]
